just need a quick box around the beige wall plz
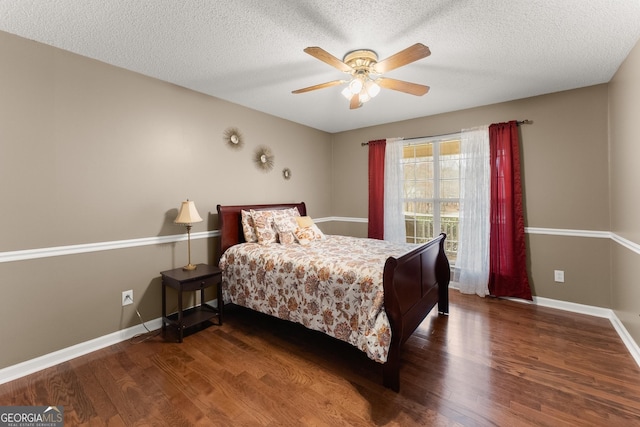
[0,31,332,368]
[609,38,640,343]
[331,85,612,307]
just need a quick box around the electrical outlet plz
[122,290,133,306]
[554,270,565,283]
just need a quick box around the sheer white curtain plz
[455,126,490,296]
[383,137,406,243]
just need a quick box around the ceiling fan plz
[292,43,431,109]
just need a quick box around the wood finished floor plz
[2,291,640,426]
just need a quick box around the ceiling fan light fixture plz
[348,77,363,94]
[365,79,380,98]
[341,87,352,100]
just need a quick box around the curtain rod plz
[360,119,532,146]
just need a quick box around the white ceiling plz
[1,1,640,133]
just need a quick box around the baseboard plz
[0,318,162,385]
[2,296,639,385]
[532,297,640,368]
[1,298,221,385]
[451,282,640,369]
[532,296,612,318]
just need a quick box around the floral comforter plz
[218,235,416,363]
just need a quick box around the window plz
[402,135,460,262]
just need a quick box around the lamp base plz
[182,263,198,271]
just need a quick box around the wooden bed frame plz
[216,202,450,391]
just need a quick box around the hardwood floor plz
[2,291,640,426]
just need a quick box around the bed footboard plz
[382,233,450,391]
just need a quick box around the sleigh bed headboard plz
[217,202,307,254]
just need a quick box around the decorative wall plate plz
[254,146,274,171]
[223,127,243,149]
[282,168,292,180]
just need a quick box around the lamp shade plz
[174,200,203,224]
[365,79,380,98]
[348,77,363,95]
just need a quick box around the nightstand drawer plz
[181,274,220,292]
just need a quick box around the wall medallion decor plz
[254,145,274,171]
[223,127,243,149]
[282,168,292,180]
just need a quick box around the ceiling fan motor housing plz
[343,49,378,75]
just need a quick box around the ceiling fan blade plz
[377,78,430,96]
[350,93,362,109]
[373,43,431,74]
[304,47,353,73]
[292,80,345,94]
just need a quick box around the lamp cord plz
[129,308,161,344]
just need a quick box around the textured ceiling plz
[1,1,640,133]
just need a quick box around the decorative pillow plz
[250,210,278,244]
[296,215,314,228]
[274,216,299,245]
[241,210,258,243]
[250,207,300,245]
[294,216,325,245]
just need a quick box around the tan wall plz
[609,38,640,343]
[0,31,332,368]
[331,85,612,307]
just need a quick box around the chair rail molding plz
[0,231,218,263]
[1,220,638,261]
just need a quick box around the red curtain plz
[488,121,532,300]
[368,139,386,239]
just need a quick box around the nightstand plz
[160,264,223,342]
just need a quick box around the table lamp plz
[174,199,203,270]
